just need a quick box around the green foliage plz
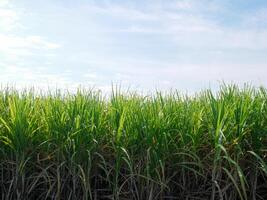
[0,84,266,199]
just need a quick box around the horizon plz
[0,82,263,98]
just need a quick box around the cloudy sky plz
[1,0,267,92]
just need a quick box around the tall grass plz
[0,84,266,199]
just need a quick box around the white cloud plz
[0,35,60,50]
[84,3,158,21]
[0,2,61,62]
[0,0,9,6]
[0,8,18,31]
[0,34,61,63]
[26,36,61,49]
[87,1,267,49]
[83,72,98,79]
[175,1,192,10]
[0,65,79,92]
[173,0,222,12]
[81,52,267,89]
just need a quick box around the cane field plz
[0,84,266,200]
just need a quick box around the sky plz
[1,0,267,93]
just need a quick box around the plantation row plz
[0,85,266,199]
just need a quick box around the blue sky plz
[1,0,267,92]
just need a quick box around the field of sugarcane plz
[0,84,266,200]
